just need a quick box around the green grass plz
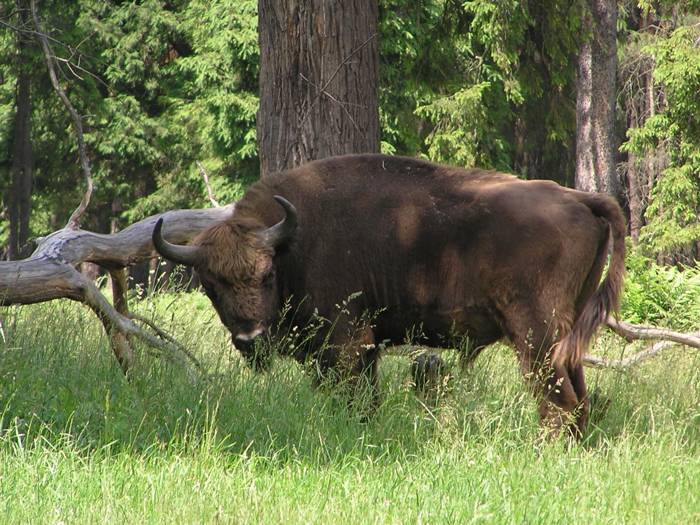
[0,292,699,524]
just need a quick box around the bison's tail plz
[554,192,626,368]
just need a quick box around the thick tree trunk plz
[257,0,380,176]
[575,0,620,199]
[7,70,33,260]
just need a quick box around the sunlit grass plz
[0,291,698,523]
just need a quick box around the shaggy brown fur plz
[158,154,626,437]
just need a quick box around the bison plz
[153,154,625,437]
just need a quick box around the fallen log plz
[0,205,235,373]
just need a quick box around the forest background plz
[1,3,699,522]
[1,0,699,266]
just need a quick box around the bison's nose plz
[234,327,265,346]
[234,327,265,355]
[234,327,269,370]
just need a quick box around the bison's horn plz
[152,218,201,266]
[259,195,298,248]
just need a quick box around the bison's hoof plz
[411,352,447,395]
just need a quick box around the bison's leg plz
[568,362,590,434]
[534,361,585,439]
[352,339,381,412]
[504,311,585,438]
[411,352,445,390]
[411,352,447,405]
[317,320,381,416]
[457,337,489,371]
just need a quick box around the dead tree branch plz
[582,316,700,370]
[605,316,700,347]
[584,339,679,370]
[0,205,235,373]
[128,312,203,370]
[196,161,221,208]
[31,0,93,229]
[298,32,377,129]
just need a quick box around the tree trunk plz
[627,151,643,242]
[7,70,33,260]
[257,0,380,176]
[575,0,620,199]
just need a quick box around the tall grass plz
[0,270,698,523]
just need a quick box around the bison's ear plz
[259,195,298,248]
[152,218,202,266]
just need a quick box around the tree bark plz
[626,151,644,242]
[257,0,380,176]
[7,65,33,260]
[575,0,620,199]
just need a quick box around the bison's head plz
[152,196,297,366]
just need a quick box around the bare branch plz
[128,312,181,345]
[128,312,203,371]
[30,0,93,230]
[77,270,203,373]
[106,268,134,370]
[196,161,221,208]
[299,32,377,127]
[583,317,700,369]
[0,17,86,55]
[584,340,680,370]
[319,32,378,98]
[0,17,112,91]
[605,316,700,348]
[299,73,362,133]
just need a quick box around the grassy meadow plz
[0,277,699,524]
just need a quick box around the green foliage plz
[86,0,260,223]
[416,0,529,170]
[380,0,579,177]
[0,0,260,238]
[378,0,451,157]
[0,49,13,246]
[622,21,700,256]
[415,82,500,167]
[621,249,700,330]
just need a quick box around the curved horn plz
[152,218,201,266]
[259,195,298,248]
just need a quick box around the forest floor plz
[0,291,698,524]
